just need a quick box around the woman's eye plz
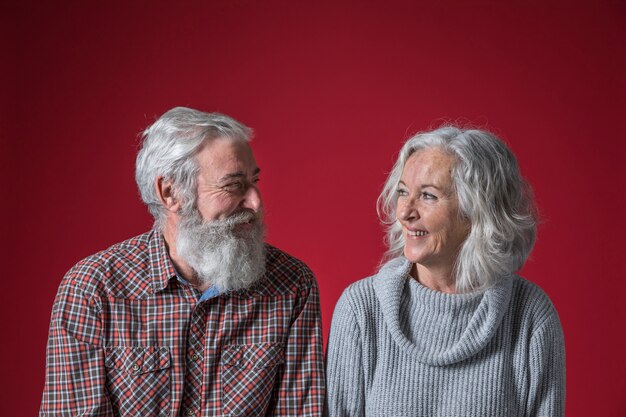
[422,192,437,200]
[396,188,408,197]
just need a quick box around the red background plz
[3,1,625,415]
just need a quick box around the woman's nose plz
[397,199,419,222]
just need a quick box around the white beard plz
[175,209,266,292]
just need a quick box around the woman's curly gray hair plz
[135,107,252,228]
[377,126,537,293]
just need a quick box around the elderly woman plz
[326,127,565,416]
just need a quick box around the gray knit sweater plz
[326,257,565,417]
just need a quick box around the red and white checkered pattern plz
[40,230,325,416]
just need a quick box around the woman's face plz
[396,148,470,271]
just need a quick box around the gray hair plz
[136,107,252,227]
[377,126,537,293]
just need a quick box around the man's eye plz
[223,182,243,190]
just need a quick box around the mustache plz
[218,210,262,229]
[179,207,263,233]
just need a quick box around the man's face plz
[173,137,266,292]
[193,137,262,225]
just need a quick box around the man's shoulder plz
[62,231,155,299]
[260,244,316,294]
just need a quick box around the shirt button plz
[191,354,200,361]
[131,363,140,372]
[184,409,195,416]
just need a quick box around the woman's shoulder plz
[337,274,378,309]
[335,257,409,313]
[509,275,561,331]
[344,256,406,292]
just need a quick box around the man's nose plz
[241,185,262,212]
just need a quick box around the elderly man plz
[40,107,325,416]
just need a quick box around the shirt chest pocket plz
[221,343,285,416]
[104,346,171,416]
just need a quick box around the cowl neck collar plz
[373,257,512,366]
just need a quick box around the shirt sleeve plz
[325,290,365,417]
[40,273,114,417]
[526,310,566,417]
[270,269,326,416]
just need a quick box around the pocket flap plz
[104,346,170,374]
[221,343,284,369]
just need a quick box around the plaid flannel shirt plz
[40,230,325,416]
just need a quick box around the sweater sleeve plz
[526,310,566,417]
[325,290,365,417]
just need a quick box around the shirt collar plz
[147,229,178,293]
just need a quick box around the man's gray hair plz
[377,126,537,293]
[136,107,252,227]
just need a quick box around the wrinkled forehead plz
[196,137,258,177]
[402,148,457,184]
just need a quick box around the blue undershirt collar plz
[175,271,221,302]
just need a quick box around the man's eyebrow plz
[218,168,261,183]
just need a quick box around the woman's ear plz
[155,176,181,213]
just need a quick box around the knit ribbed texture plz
[326,257,565,417]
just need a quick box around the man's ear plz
[155,177,181,213]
